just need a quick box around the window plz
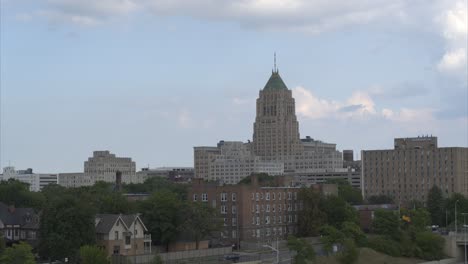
[266,205,270,212]
[113,246,120,254]
[261,193,264,200]
[202,193,208,202]
[256,204,259,213]
[256,193,259,201]
[115,231,119,240]
[232,193,237,201]
[232,218,237,226]
[278,192,282,200]
[288,192,292,200]
[125,235,131,245]
[193,194,198,201]
[289,215,292,223]
[221,205,227,214]
[232,205,237,214]
[232,230,237,238]
[256,217,260,225]
[294,192,297,200]
[266,192,270,200]
[272,204,276,212]
[223,218,228,226]
[221,193,227,201]
[135,229,138,236]
[266,216,270,224]
[272,193,276,200]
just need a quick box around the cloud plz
[435,0,467,77]
[177,109,191,128]
[293,86,438,123]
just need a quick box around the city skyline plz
[1,0,467,173]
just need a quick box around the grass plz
[315,248,425,264]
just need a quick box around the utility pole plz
[456,200,460,234]
[463,213,468,264]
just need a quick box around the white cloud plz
[294,86,435,123]
[435,0,467,76]
[177,109,191,128]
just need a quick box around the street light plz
[462,213,468,264]
[456,200,460,234]
[262,237,279,264]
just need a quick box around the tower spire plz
[273,52,277,73]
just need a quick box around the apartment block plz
[362,136,468,204]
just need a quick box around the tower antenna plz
[274,52,277,73]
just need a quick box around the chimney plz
[115,171,122,191]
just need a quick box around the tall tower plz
[252,65,303,164]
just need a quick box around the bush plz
[337,239,359,264]
[367,236,401,257]
[415,232,445,260]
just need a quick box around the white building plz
[194,141,284,184]
[84,151,142,185]
[2,167,58,192]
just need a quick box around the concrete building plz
[188,175,301,248]
[362,136,468,205]
[58,172,91,188]
[84,151,141,185]
[292,168,361,189]
[194,68,343,184]
[194,141,284,184]
[2,167,58,192]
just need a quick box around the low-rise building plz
[58,172,92,188]
[136,167,194,183]
[85,151,142,185]
[2,167,58,192]
[0,202,40,247]
[95,214,152,256]
[292,168,361,189]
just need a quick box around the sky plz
[0,0,467,173]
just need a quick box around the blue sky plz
[1,0,467,172]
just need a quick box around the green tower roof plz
[263,71,288,90]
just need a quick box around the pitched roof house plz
[0,202,40,247]
[95,214,152,256]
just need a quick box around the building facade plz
[194,69,344,184]
[188,176,302,248]
[136,167,195,183]
[84,151,141,185]
[2,167,58,192]
[58,172,91,188]
[95,214,152,256]
[362,136,468,204]
[292,168,361,189]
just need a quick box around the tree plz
[319,225,344,254]
[179,201,222,249]
[0,179,45,208]
[320,195,358,228]
[39,192,96,261]
[140,191,184,250]
[287,236,316,264]
[337,238,358,264]
[415,231,444,260]
[297,188,326,236]
[79,245,109,264]
[427,186,444,226]
[0,233,5,253]
[0,242,35,264]
[336,182,363,205]
[372,209,400,240]
[238,173,277,186]
[340,221,367,247]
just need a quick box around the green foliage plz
[340,221,367,247]
[427,186,445,226]
[39,190,96,261]
[123,177,188,200]
[415,231,445,260]
[152,255,163,264]
[372,209,400,240]
[367,236,402,257]
[401,208,430,233]
[238,173,277,186]
[297,188,326,236]
[337,183,363,205]
[319,225,344,254]
[320,195,358,228]
[0,242,35,264]
[337,238,358,264]
[287,236,316,264]
[140,191,184,249]
[0,179,45,208]
[367,195,393,204]
[179,202,222,249]
[79,245,109,264]
[0,233,5,253]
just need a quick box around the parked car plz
[224,253,240,262]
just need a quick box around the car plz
[224,253,240,262]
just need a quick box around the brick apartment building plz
[188,175,336,248]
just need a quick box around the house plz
[95,214,152,256]
[353,204,398,232]
[0,202,40,247]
